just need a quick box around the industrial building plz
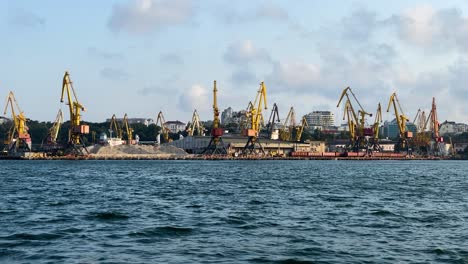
[381,119,417,139]
[164,121,186,133]
[168,135,325,156]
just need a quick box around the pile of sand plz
[90,144,187,156]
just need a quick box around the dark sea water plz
[0,160,467,264]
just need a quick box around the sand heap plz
[89,144,188,158]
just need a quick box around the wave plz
[129,226,194,238]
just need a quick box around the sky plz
[1,0,468,125]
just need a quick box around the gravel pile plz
[90,144,188,156]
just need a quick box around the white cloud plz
[108,0,193,34]
[178,84,210,112]
[269,61,320,89]
[224,40,271,65]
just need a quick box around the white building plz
[164,121,186,133]
[439,121,468,135]
[305,111,335,127]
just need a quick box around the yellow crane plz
[202,80,227,154]
[122,114,134,144]
[369,103,383,151]
[342,99,357,147]
[337,87,373,152]
[387,92,412,153]
[243,81,267,154]
[3,91,31,152]
[109,114,122,139]
[46,109,64,145]
[279,107,296,141]
[60,71,89,153]
[295,116,309,142]
[156,111,170,143]
[187,109,204,136]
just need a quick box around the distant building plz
[304,111,335,128]
[221,107,246,125]
[439,121,468,135]
[164,121,186,133]
[381,119,417,139]
[221,107,233,124]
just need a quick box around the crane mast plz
[202,80,227,154]
[243,82,267,154]
[387,92,412,153]
[60,71,89,153]
[3,91,31,152]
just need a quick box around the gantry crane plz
[155,111,170,144]
[279,107,296,141]
[60,71,89,154]
[337,87,373,152]
[243,82,267,154]
[187,109,204,136]
[387,92,412,153]
[202,80,227,154]
[109,114,122,139]
[369,103,383,151]
[266,103,280,139]
[295,116,309,142]
[122,114,135,144]
[3,91,31,152]
[45,109,64,145]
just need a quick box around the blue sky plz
[1,0,468,125]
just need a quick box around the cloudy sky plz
[1,0,468,125]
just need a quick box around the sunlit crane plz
[3,91,31,152]
[155,111,170,144]
[337,87,373,152]
[369,103,383,151]
[279,107,296,141]
[243,82,267,154]
[187,109,204,136]
[425,97,442,155]
[387,92,412,153]
[46,109,64,145]
[122,114,135,144]
[295,116,309,142]
[109,114,122,139]
[60,71,89,154]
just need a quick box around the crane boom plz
[109,114,122,139]
[46,109,64,144]
[156,111,170,142]
[280,107,295,141]
[295,116,309,141]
